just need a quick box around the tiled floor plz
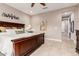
[30,39,78,56]
[30,32,78,56]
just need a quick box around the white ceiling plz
[6,3,78,15]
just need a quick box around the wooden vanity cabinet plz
[11,33,44,56]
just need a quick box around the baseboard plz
[45,38,62,42]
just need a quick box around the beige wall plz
[31,5,78,41]
[0,3,31,30]
[0,3,79,42]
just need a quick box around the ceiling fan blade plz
[31,3,35,7]
[40,3,46,6]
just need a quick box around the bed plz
[0,21,44,56]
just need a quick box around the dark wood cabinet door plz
[14,38,33,56]
[30,36,37,49]
[37,34,44,45]
[76,41,79,49]
[76,30,79,53]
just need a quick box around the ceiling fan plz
[31,3,46,7]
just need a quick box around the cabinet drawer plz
[76,40,79,47]
[76,36,79,41]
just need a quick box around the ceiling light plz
[30,11,33,13]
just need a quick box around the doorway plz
[62,15,72,40]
